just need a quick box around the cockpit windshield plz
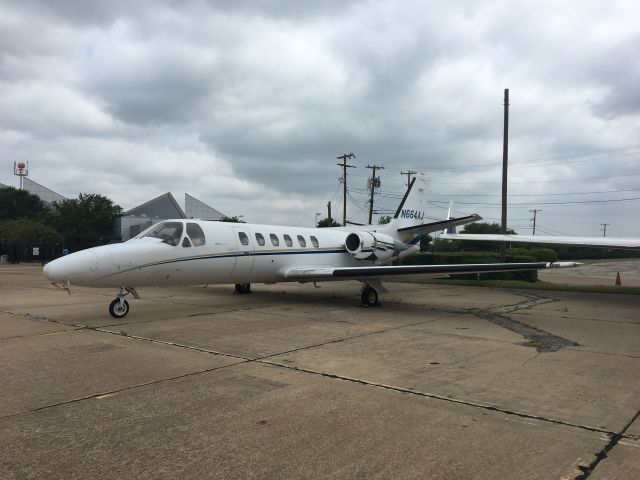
[142,221,184,246]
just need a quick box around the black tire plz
[109,298,130,318]
[235,283,252,294]
[361,287,379,306]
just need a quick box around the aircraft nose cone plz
[43,257,64,282]
[42,250,100,284]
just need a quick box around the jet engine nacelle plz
[344,231,400,262]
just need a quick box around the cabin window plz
[297,235,307,247]
[255,233,265,246]
[310,236,319,248]
[143,221,183,246]
[187,223,206,246]
[283,234,293,247]
[238,232,249,246]
[270,234,280,246]
[182,237,192,248]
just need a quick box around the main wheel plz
[361,287,379,306]
[109,298,130,318]
[235,283,251,294]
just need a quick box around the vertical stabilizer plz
[390,172,428,231]
[444,201,456,234]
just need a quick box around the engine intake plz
[345,231,399,262]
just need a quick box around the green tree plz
[0,187,49,222]
[377,215,392,225]
[0,219,64,244]
[317,217,341,227]
[51,193,122,248]
[419,234,433,252]
[219,216,245,223]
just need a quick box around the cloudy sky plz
[1,0,639,236]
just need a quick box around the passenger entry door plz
[231,227,254,281]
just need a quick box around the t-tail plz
[378,173,481,245]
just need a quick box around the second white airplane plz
[43,174,579,318]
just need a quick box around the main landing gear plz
[361,286,379,306]
[109,287,139,319]
[360,280,385,307]
[235,283,252,294]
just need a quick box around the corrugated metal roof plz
[123,192,186,218]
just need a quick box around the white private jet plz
[43,174,579,318]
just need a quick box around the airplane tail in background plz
[444,201,457,234]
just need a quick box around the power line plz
[336,153,356,226]
[366,164,384,224]
[529,209,542,235]
[429,187,640,197]
[430,197,640,206]
[433,172,640,186]
[422,145,640,172]
[401,170,417,187]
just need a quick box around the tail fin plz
[444,201,456,234]
[391,173,429,231]
[378,174,480,242]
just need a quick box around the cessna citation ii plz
[43,174,579,318]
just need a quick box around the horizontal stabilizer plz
[397,214,482,235]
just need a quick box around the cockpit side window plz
[142,222,183,246]
[187,223,206,246]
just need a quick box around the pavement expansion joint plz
[1,309,86,329]
[0,361,248,421]
[258,358,633,441]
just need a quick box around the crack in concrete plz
[471,293,579,352]
[574,407,640,479]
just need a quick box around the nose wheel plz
[108,287,139,318]
[109,298,130,318]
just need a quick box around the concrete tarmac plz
[1,264,639,479]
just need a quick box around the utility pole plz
[500,88,509,262]
[327,201,332,223]
[336,153,356,226]
[600,223,610,237]
[529,209,542,235]
[366,164,384,224]
[401,170,417,188]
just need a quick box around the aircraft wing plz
[440,233,640,250]
[396,214,482,235]
[284,261,579,282]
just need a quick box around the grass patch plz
[408,278,640,295]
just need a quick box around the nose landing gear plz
[108,287,139,318]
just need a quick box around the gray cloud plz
[0,0,639,234]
